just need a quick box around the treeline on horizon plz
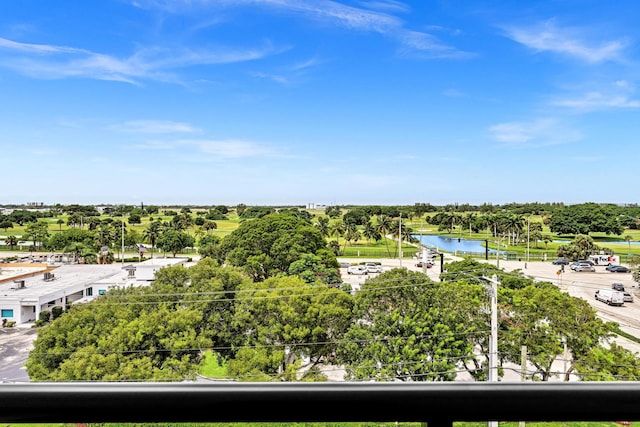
[3,201,640,213]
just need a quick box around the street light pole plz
[121,215,125,265]
[398,212,403,267]
[527,215,530,263]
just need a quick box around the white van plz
[595,289,625,306]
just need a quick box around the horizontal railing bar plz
[1,381,639,424]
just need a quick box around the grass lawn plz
[2,210,640,263]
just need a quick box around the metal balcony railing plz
[1,382,640,425]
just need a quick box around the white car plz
[364,262,383,273]
[347,265,368,275]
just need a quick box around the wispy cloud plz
[550,80,640,112]
[133,0,471,59]
[489,118,582,147]
[553,92,640,110]
[0,37,282,84]
[109,120,201,134]
[503,20,627,63]
[551,79,640,111]
[180,138,278,159]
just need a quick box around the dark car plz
[552,258,570,265]
[612,282,625,291]
[606,265,629,273]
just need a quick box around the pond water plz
[414,235,493,254]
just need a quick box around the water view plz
[414,235,493,254]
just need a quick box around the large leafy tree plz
[288,253,341,286]
[573,343,640,381]
[26,260,247,381]
[219,213,329,281]
[549,202,624,235]
[336,268,481,381]
[556,234,606,260]
[500,285,614,381]
[156,229,195,257]
[22,220,50,249]
[229,275,353,380]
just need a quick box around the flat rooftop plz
[0,264,124,300]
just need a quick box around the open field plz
[2,208,640,262]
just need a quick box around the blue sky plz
[1,1,639,207]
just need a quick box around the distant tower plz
[141,201,144,211]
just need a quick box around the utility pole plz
[398,212,402,267]
[527,216,531,262]
[520,345,527,427]
[121,215,125,265]
[482,274,500,427]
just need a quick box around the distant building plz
[0,258,188,326]
[306,203,327,210]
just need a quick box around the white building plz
[0,258,188,326]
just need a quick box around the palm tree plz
[375,214,393,257]
[315,216,330,238]
[94,223,115,252]
[4,235,18,250]
[625,234,633,255]
[143,221,162,259]
[343,222,360,254]
[362,221,380,245]
[329,220,345,251]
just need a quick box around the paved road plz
[0,327,37,382]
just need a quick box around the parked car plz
[574,264,595,272]
[623,292,634,303]
[347,265,368,275]
[415,261,434,268]
[612,282,625,291]
[606,265,629,273]
[571,262,594,271]
[364,262,383,274]
[552,258,570,265]
[570,261,591,270]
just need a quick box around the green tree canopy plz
[336,268,482,381]
[549,202,624,236]
[156,229,195,257]
[229,275,354,381]
[219,213,329,281]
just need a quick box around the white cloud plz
[551,80,640,112]
[131,0,470,59]
[552,92,640,111]
[110,120,200,134]
[489,118,582,147]
[0,37,282,84]
[503,20,627,63]
[180,138,276,159]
